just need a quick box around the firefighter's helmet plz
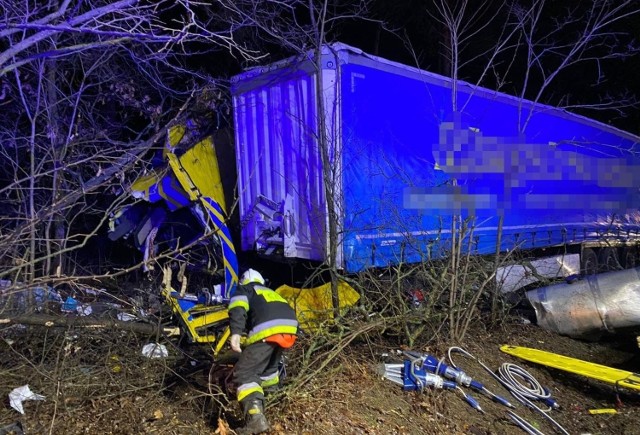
[240,268,265,285]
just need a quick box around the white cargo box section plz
[232,50,342,264]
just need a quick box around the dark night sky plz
[192,2,640,136]
[322,1,640,137]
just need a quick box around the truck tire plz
[623,247,637,269]
[581,248,598,276]
[598,247,620,272]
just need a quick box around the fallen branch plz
[0,314,178,336]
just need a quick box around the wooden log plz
[0,314,178,336]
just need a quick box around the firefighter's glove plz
[230,334,242,353]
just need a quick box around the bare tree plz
[510,0,640,131]
[0,0,260,302]
[413,0,640,340]
[429,0,640,129]
[0,0,264,76]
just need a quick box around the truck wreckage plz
[109,43,640,347]
[108,124,359,353]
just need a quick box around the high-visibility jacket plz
[228,283,298,345]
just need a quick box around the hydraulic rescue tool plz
[382,360,457,391]
[404,350,514,409]
[382,351,489,413]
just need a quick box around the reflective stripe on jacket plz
[229,283,298,345]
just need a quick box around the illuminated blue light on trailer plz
[232,43,640,272]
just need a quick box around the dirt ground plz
[0,311,639,435]
[269,319,640,435]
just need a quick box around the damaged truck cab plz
[109,125,238,348]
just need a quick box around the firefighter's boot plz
[237,398,270,434]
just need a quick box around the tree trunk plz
[0,314,170,336]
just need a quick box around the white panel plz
[233,69,328,261]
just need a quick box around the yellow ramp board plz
[500,345,640,391]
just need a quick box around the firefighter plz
[229,268,298,434]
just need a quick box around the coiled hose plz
[497,363,554,408]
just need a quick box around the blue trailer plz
[231,43,640,292]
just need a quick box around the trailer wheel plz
[598,247,621,272]
[581,248,598,276]
[623,247,637,269]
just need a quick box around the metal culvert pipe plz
[526,267,640,340]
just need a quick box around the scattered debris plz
[527,267,640,339]
[161,265,230,348]
[142,343,169,358]
[0,283,62,313]
[77,304,92,316]
[9,385,45,414]
[117,312,138,322]
[588,408,618,415]
[61,296,78,313]
[0,422,23,435]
